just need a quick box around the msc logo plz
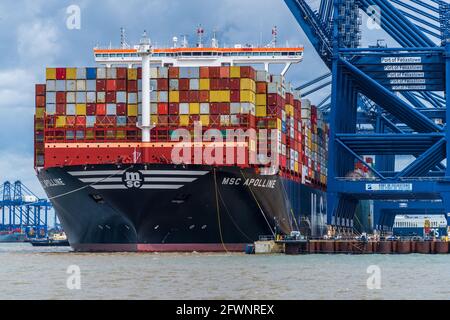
[122,170,144,189]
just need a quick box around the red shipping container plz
[56,92,66,104]
[219,66,230,78]
[219,78,230,90]
[219,103,230,114]
[199,91,209,102]
[128,116,137,126]
[256,82,267,94]
[210,79,220,90]
[169,115,180,125]
[87,103,96,115]
[56,68,66,80]
[96,80,106,91]
[230,91,240,102]
[209,67,220,78]
[116,67,127,79]
[158,115,168,125]
[66,116,76,126]
[179,91,190,103]
[96,104,106,115]
[286,93,294,105]
[137,67,142,79]
[199,67,209,78]
[169,103,179,114]
[158,103,168,115]
[179,79,190,91]
[169,67,179,79]
[76,116,86,127]
[116,79,127,91]
[106,92,116,103]
[127,80,138,92]
[210,103,220,114]
[157,79,169,91]
[210,115,220,126]
[189,91,199,102]
[36,96,46,107]
[117,103,127,116]
[36,84,46,96]
[106,80,117,91]
[56,104,65,115]
[230,78,240,90]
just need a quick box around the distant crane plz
[0,181,54,238]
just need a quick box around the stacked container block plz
[36,66,328,187]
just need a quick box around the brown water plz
[0,243,449,300]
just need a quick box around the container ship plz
[34,30,329,252]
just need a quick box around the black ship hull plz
[37,164,326,252]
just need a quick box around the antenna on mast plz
[211,28,219,48]
[120,27,130,49]
[271,26,278,48]
[197,24,204,48]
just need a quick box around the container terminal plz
[26,0,450,253]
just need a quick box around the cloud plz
[0,69,36,108]
[17,20,61,65]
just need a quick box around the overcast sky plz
[0,0,437,198]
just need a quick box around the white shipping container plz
[97,68,106,79]
[66,104,76,115]
[230,115,240,125]
[76,68,86,79]
[267,83,281,94]
[150,103,157,114]
[106,103,116,115]
[66,92,76,103]
[281,144,286,156]
[128,93,137,104]
[86,92,96,103]
[220,115,230,125]
[76,80,86,91]
[46,103,56,115]
[256,70,270,82]
[86,80,96,91]
[46,80,56,91]
[106,68,117,79]
[230,103,241,114]
[76,92,86,103]
[179,103,189,115]
[150,79,157,91]
[46,92,56,104]
[66,80,76,91]
[241,102,255,115]
[189,79,199,90]
[150,68,158,79]
[116,91,127,103]
[97,92,106,103]
[200,103,210,114]
[169,79,179,91]
[56,80,65,91]
[158,67,168,78]
[158,91,168,103]
[86,116,96,127]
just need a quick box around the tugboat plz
[30,231,70,247]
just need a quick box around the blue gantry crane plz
[284,0,450,234]
[0,181,53,238]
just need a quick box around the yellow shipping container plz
[116,130,126,139]
[180,115,189,126]
[230,66,241,78]
[256,94,267,106]
[55,116,66,128]
[189,103,200,114]
[285,104,294,116]
[210,90,230,102]
[151,115,158,125]
[256,105,267,117]
[169,91,180,103]
[200,115,210,126]
[76,104,86,115]
[128,68,138,80]
[294,162,299,173]
[86,131,95,140]
[199,79,210,90]
[240,78,256,92]
[127,104,138,116]
[35,107,45,119]
[240,90,256,103]
[66,68,77,80]
[46,68,56,80]
[277,118,282,130]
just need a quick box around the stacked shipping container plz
[35,66,328,188]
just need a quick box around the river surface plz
[0,243,448,300]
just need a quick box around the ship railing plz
[258,235,275,241]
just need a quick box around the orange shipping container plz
[200,67,209,79]
[96,104,106,115]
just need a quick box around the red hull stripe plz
[71,243,246,252]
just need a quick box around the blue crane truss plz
[0,181,53,238]
[284,0,450,234]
